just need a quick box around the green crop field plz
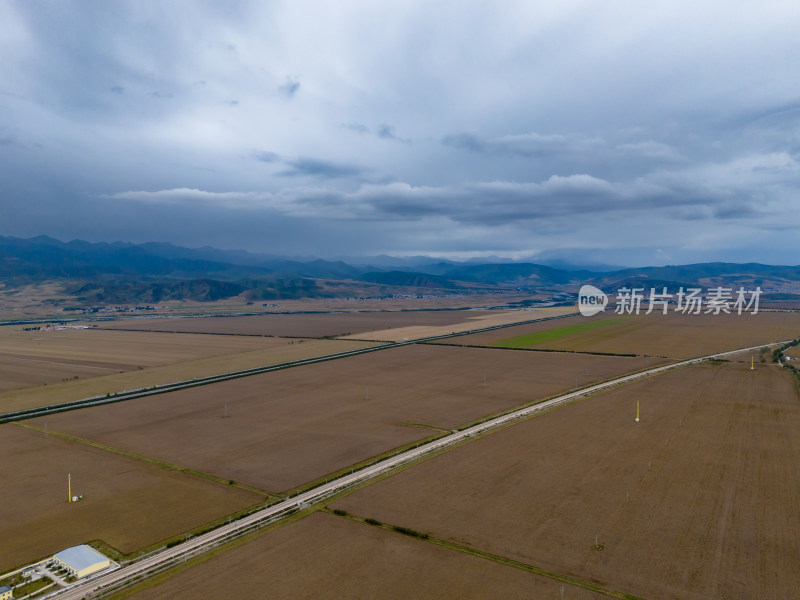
[492,316,628,348]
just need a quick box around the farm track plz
[0,312,577,425]
[43,340,788,600]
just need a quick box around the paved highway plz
[0,311,577,424]
[44,340,788,599]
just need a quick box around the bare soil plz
[0,338,375,413]
[339,307,574,341]
[0,327,291,393]
[95,309,506,338]
[443,310,800,358]
[31,345,664,493]
[334,362,800,600]
[124,512,605,600]
[0,424,262,573]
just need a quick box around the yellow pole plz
[636,400,640,422]
[68,473,71,503]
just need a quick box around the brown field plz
[0,285,529,322]
[30,345,664,493]
[0,327,293,393]
[339,307,574,342]
[0,337,375,414]
[268,293,535,312]
[0,424,263,573]
[125,512,604,600]
[95,309,516,338]
[440,310,800,358]
[333,363,800,600]
[761,297,800,310]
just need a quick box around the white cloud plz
[108,159,795,231]
[2,1,800,263]
[617,141,683,161]
[106,188,272,209]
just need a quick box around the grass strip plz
[492,316,629,348]
[327,509,649,600]
[400,422,451,433]
[775,337,800,392]
[10,576,53,598]
[423,340,642,358]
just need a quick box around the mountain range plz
[1,235,799,305]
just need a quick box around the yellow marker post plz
[751,356,754,371]
[68,473,71,503]
[635,400,640,423]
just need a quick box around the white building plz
[52,545,111,579]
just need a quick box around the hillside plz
[1,236,799,307]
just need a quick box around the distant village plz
[62,305,161,314]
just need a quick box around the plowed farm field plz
[124,512,606,600]
[0,424,263,573]
[0,327,283,392]
[0,331,374,413]
[31,344,666,493]
[95,309,504,338]
[438,310,800,358]
[333,362,800,600]
[338,307,574,342]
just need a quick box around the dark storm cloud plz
[376,125,395,139]
[2,1,800,264]
[343,122,370,134]
[344,122,409,143]
[441,133,486,153]
[0,134,22,148]
[734,99,800,126]
[713,204,762,219]
[376,124,409,143]
[277,157,364,179]
[252,151,280,163]
[443,131,606,158]
[278,77,300,98]
[108,164,784,228]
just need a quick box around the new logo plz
[578,284,608,317]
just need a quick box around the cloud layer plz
[2,0,800,265]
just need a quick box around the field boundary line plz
[12,422,277,499]
[326,509,649,600]
[0,343,398,424]
[88,327,286,338]
[400,422,451,433]
[422,340,650,358]
[773,337,800,391]
[488,315,631,349]
[95,505,319,600]
[0,312,578,424]
[44,340,792,600]
[281,432,445,498]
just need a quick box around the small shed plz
[52,545,111,579]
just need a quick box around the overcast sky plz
[2,1,799,266]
